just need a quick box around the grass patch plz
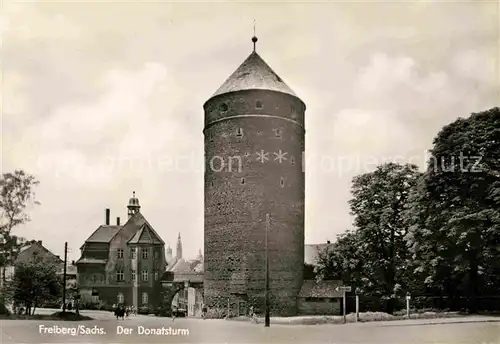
[232,311,463,325]
[0,311,93,321]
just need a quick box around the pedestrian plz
[202,305,207,319]
[249,306,257,323]
[172,306,177,323]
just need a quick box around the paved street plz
[1,310,499,343]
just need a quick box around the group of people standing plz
[112,304,136,319]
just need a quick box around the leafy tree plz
[10,255,62,315]
[315,230,364,287]
[407,107,500,312]
[350,163,421,300]
[317,163,422,313]
[0,170,40,282]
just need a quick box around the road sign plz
[335,286,352,293]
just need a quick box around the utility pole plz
[62,242,67,313]
[264,213,270,327]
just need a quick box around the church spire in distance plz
[252,19,258,52]
[176,232,182,260]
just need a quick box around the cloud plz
[1,2,81,41]
[451,49,498,86]
[5,62,193,188]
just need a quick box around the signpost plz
[406,292,411,318]
[355,288,360,322]
[335,285,351,324]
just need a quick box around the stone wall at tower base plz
[204,285,299,317]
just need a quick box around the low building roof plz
[58,264,77,275]
[15,241,63,265]
[75,258,107,264]
[299,279,344,298]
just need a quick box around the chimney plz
[105,208,110,225]
[117,217,120,226]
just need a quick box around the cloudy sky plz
[1,0,498,261]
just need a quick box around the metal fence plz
[343,295,500,315]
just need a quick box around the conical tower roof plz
[211,51,297,98]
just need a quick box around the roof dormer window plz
[236,128,243,138]
[255,100,263,109]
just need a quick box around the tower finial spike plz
[252,19,258,52]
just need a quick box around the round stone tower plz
[203,36,306,316]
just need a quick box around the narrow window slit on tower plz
[275,129,282,138]
[291,157,295,165]
[236,128,243,137]
[255,100,263,109]
[220,103,229,112]
[211,181,214,187]
[280,177,285,187]
[241,178,245,185]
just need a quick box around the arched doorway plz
[171,286,204,317]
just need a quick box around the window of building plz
[116,270,124,282]
[130,247,136,259]
[142,248,148,259]
[155,270,159,281]
[117,249,124,259]
[142,270,148,281]
[220,103,228,112]
[142,292,148,304]
[290,105,296,115]
[280,177,285,187]
[210,181,214,187]
[131,269,136,281]
[241,178,245,185]
[274,129,282,138]
[255,100,263,109]
[291,157,295,165]
[117,293,124,304]
[236,128,243,137]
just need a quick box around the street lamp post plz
[264,213,270,327]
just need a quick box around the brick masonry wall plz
[204,89,305,316]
